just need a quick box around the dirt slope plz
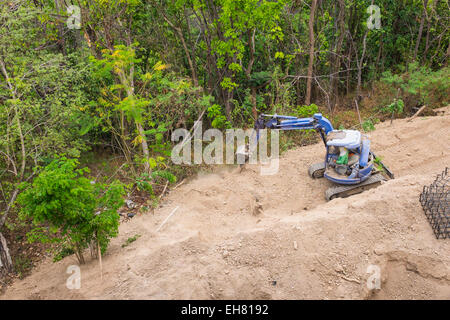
[2,108,450,300]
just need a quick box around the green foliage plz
[135,170,176,195]
[90,44,152,125]
[207,104,232,129]
[382,99,404,115]
[249,71,271,87]
[122,234,141,248]
[135,174,154,194]
[220,77,238,91]
[362,119,376,132]
[231,89,266,125]
[381,64,450,109]
[17,157,125,263]
[152,170,177,183]
[1,0,450,276]
[14,254,33,279]
[53,245,75,263]
[374,156,384,172]
[88,43,214,173]
[0,5,93,172]
[294,104,319,118]
[0,6,95,263]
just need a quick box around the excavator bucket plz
[236,143,249,162]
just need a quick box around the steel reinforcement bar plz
[419,167,449,239]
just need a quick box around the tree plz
[0,4,91,273]
[91,45,154,174]
[18,157,125,264]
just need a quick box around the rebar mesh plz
[419,167,449,239]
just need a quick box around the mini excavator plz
[238,113,394,200]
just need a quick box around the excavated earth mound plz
[2,107,450,299]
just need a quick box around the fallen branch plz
[339,275,361,284]
[158,180,169,201]
[173,179,185,190]
[408,105,427,122]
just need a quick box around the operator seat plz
[326,130,361,150]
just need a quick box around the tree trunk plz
[160,13,198,87]
[97,234,102,280]
[305,0,317,106]
[74,244,85,265]
[446,43,450,67]
[0,232,13,275]
[329,0,346,110]
[224,90,233,121]
[354,0,373,101]
[356,31,368,100]
[136,122,151,174]
[245,29,256,77]
[54,0,67,55]
[251,87,257,120]
[124,76,151,174]
[375,36,384,76]
[414,0,428,61]
[0,59,27,278]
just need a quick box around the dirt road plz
[2,108,449,299]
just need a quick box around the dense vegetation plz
[0,0,448,277]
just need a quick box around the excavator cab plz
[326,130,361,149]
[325,130,362,174]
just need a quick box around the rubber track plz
[325,173,387,201]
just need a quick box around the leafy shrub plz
[249,71,271,87]
[135,170,177,195]
[294,104,319,118]
[374,156,385,172]
[382,99,404,115]
[382,98,404,123]
[277,104,321,151]
[231,89,266,125]
[53,245,75,263]
[207,104,231,129]
[380,64,450,110]
[362,119,376,132]
[14,254,33,279]
[151,170,177,183]
[122,234,141,248]
[18,156,125,264]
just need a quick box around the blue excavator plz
[239,113,394,200]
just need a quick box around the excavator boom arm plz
[255,113,334,134]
